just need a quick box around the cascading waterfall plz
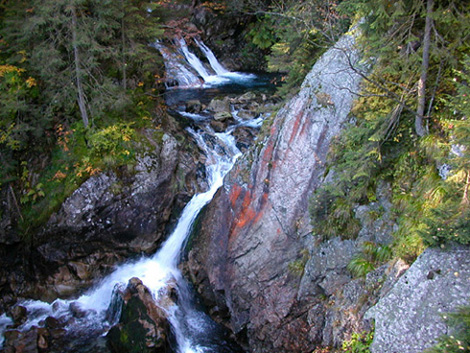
[0,120,245,352]
[177,38,213,82]
[0,39,267,352]
[155,37,256,88]
[154,40,203,88]
[194,39,228,76]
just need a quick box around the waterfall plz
[195,39,229,76]
[0,122,243,351]
[154,40,202,88]
[0,39,266,353]
[178,38,212,81]
[155,37,256,88]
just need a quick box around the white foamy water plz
[1,39,264,352]
[0,122,245,353]
[155,37,256,89]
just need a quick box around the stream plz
[0,38,274,352]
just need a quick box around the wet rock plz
[186,99,203,113]
[44,316,62,329]
[366,244,470,353]
[213,111,232,121]
[232,126,256,152]
[106,277,170,353]
[69,302,87,319]
[37,327,49,351]
[210,120,227,133]
[10,305,28,327]
[235,91,256,103]
[235,110,255,121]
[208,97,231,115]
[3,327,39,353]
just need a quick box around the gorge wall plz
[188,28,366,352]
[187,27,470,353]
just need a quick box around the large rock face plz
[188,29,365,352]
[187,25,470,352]
[366,245,470,353]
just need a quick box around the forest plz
[1,0,470,352]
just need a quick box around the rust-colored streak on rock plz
[262,137,275,164]
[230,189,269,238]
[288,107,305,146]
[229,184,243,208]
[235,191,256,228]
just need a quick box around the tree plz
[308,0,470,261]
[70,3,90,127]
[415,0,433,137]
[0,0,165,230]
[243,0,350,94]
[2,0,163,129]
[340,0,470,137]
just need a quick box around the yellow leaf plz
[26,77,37,88]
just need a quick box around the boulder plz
[208,97,231,115]
[2,328,39,353]
[9,305,28,327]
[366,244,470,353]
[185,99,203,113]
[210,120,227,133]
[106,277,170,353]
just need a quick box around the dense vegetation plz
[0,0,169,236]
[221,0,470,266]
[304,0,470,265]
[227,0,351,95]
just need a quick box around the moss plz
[341,329,374,353]
[288,248,310,277]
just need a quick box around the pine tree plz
[2,0,163,129]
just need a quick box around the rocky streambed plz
[0,87,279,352]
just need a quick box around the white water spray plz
[194,39,229,76]
[155,38,256,88]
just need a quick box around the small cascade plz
[154,40,202,88]
[155,37,256,88]
[177,38,213,82]
[195,39,229,76]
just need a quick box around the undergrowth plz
[16,95,163,238]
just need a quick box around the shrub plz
[427,303,470,353]
[347,241,392,278]
[342,330,374,353]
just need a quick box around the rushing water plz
[0,39,268,352]
[155,37,258,90]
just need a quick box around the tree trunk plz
[463,170,470,205]
[121,0,127,90]
[71,5,89,128]
[415,0,433,137]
